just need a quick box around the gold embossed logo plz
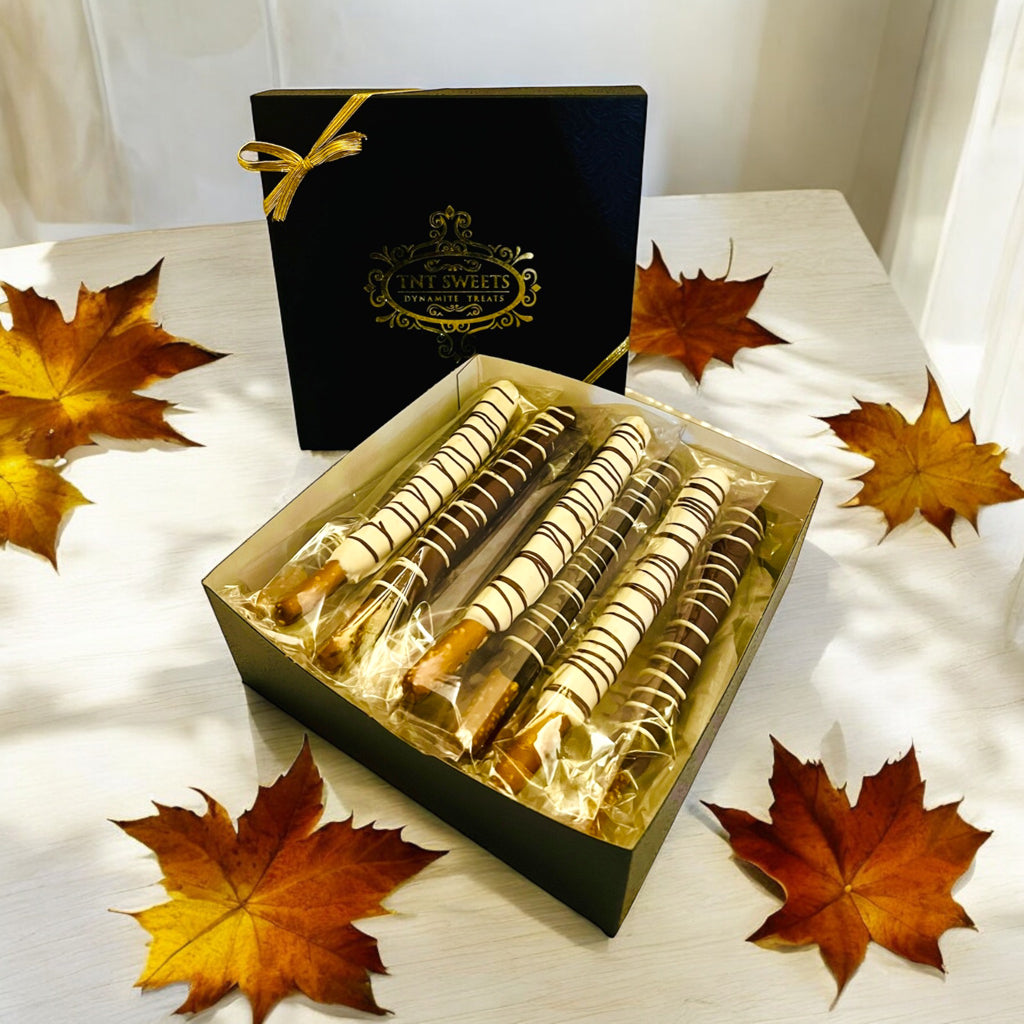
[366,206,539,359]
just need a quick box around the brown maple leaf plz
[0,261,224,459]
[629,241,787,381]
[0,435,90,567]
[705,737,990,999]
[114,737,445,1022]
[823,369,1024,543]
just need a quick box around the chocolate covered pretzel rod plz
[452,458,681,757]
[272,380,520,625]
[493,466,731,794]
[401,416,652,701]
[316,406,577,672]
[609,503,765,791]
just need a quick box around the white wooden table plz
[2,191,1021,1024]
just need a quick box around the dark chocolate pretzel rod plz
[400,415,653,702]
[316,406,577,673]
[452,458,681,757]
[271,380,520,626]
[606,503,765,795]
[493,466,732,794]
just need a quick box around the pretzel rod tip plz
[316,630,352,674]
[493,713,568,794]
[272,560,347,626]
[455,667,519,758]
[401,618,490,700]
[493,737,541,795]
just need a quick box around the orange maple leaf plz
[629,241,787,381]
[0,262,224,459]
[823,369,1024,543]
[114,738,445,1022]
[705,738,990,999]
[0,435,90,567]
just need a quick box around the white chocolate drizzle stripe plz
[535,468,730,726]
[614,503,765,759]
[464,417,651,633]
[364,405,575,604]
[331,380,520,581]
[473,458,681,722]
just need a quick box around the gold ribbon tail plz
[585,337,631,383]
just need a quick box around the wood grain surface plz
[1,191,1021,1024]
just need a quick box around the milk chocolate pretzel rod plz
[316,406,577,673]
[493,466,732,794]
[606,503,765,797]
[400,415,653,701]
[272,380,520,625]
[452,458,681,758]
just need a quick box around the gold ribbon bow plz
[238,92,376,221]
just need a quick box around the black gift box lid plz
[246,86,647,449]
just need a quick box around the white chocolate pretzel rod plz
[400,415,653,701]
[493,466,731,794]
[452,458,681,758]
[315,406,577,672]
[272,380,520,625]
[608,503,765,793]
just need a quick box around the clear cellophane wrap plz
[219,376,799,846]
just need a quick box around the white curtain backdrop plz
[0,0,132,243]
[0,0,931,249]
[882,0,1024,452]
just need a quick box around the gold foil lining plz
[237,90,415,221]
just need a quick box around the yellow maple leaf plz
[0,262,224,459]
[0,263,226,566]
[114,738,445,1022]
[0,436,90,567]
[823,370,1024,543]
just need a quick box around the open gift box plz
[203,355,820,935]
